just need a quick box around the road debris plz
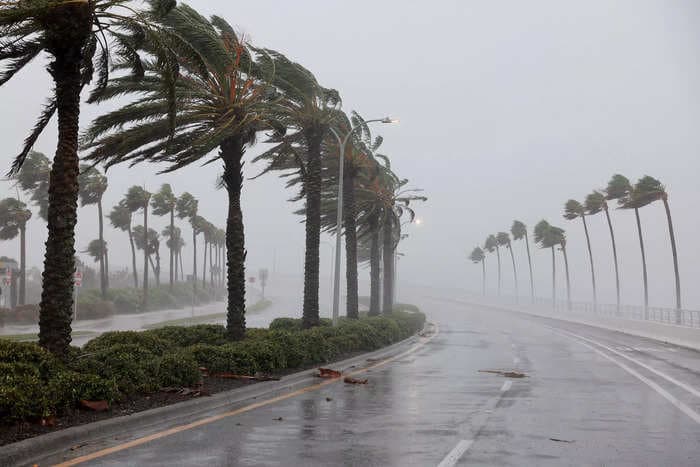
[79,400,109,412]
[478,370,527,378]
[315,368,342,378]
[325,397,333,402]
[70,442,88,451]
[344,377,368,384]
[274,417,283,421]
[211,373,280,381]
[549,438,574,443]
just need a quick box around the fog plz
[1,0,699,310]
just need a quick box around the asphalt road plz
[38,294,700,466]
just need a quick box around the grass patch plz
[142,299,273,329]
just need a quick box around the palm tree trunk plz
[634,208,649,316]
[508,244,518,300]
[155,248,161,287]
[581,215,597,307]
[662,194,682,322]
[603,204,621,313]
[481,258,486,296]
[97,197,106,299]
[19,225,26,306]
[169,209,174,291]
[192,228,197,295]
[179,249,184,282]
[221,137,246,340]
[104,246,109,289]
[368,212,380,316]
[551,246,556,309]
[524,232,534,303]
[38,33,89,357]
[142,205,149,310]
[382,214,394,315]
[209,240,214,288]
[202,239,207,290]
[302,131,322,328]
[495,245,502,296]
[344,170,359,319]
[561,245,571,310]
[128,220,138,288]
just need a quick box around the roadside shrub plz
[105,288,142,313]
[187,343,258,375]
[267,331,307,368]
[0,370,47,422]
[77,291,115,320]
[146,325,227,347]
[0,340,60,379]
[156,350,201,388]
[48,371,119,412]
[148,288,180,310]
[84,330,172,355]
[245,328,271,340]
[76,344,160,395]
[269,317,301,332]
[393,303,420,314]
[233,339,286,373]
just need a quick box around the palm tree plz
[469,246,486,295]
[77,165,108,298]
[1,0,179,357]
[564,199,597,307]
[553,226,572,310]
[162,225,183,284]
[606,174,648,312]
[125,186,151,310]
[511,220,534,302]
[585,191,620,312]
[83,239,107,285]
[0,198,32,305]
[176,193,198,293]
[534,220,559,307]
[134,226,161,286]
[15,151,50,221]
[633,176,682,320]
[497,232,517,299]
[151,184,177,290]
[83,9,277,341]
[253,51,342,328]
[108,201,138,288]
[484,235,500,295]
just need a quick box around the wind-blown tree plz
[484,235,500,296]
[606,174,649,311]
[176,193,198,291]
[563,199,597,306]
[108,201,138,288]
[200,220,216,290]
[585,191,620,311]
[77,165,108,298]
[511,220,534,302]
[534,220,563,307]
[554,226,572,310]
[0,198,32,305]
[151,183,177,290]
[83,8,278,340]
[134,226,161,286]
[496,232,517,299]
[633,176,682,318]
[253,51,342,328]
[125,186,151,309]
[1,0,179,357]
[162,225,183,283]
[15,151,50,220]
[469,246,486,295]
[83,239,107,285]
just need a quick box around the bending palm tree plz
[534,220,559,308]
[151,184,177,290]
[176,193,198,293]
[15,151,50,221]
[78,165,108,298]
[108,201,138,288]
[134,226,161,286]
[469,246,486,295]
[497,232,517,299]
[162,225,183,283]
[0,198,32,305]
[585,191,620,312]
[511,220,534,302]
[564,199,596,307]
[125,186,151,310]
[484,235,500,296]
[554,227,572,311]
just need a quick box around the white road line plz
[437,439,474,467]
[559,332,700,425]
[556,328,700,399]
[500,380,512,392]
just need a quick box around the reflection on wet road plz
[49,293,700,466]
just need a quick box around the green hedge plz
[1,310,425,424]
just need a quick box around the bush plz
[84,330,173,355]
[156,350,201,388]
[187,343,258,375]
[0,370,47,421]
[48,371,119,412]
[75,344,160,395]
[146,325,227,347]
[0,340,60,379]
[269,317,301,332]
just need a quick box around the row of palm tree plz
[469,174,681,319]
[1,1,424,357]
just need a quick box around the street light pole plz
[329,117,396,326]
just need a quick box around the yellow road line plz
[55,324,439,466]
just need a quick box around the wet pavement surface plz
[33,292,700,466]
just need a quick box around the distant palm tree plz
[484,235,500,296]
[15,151,50,221]
[633,176,682,319]
[151,184,177,291]
[78,165,108,298]
[534,220,559,307]
[108,201,138,288]
[606,174,648,312]
[0,198,32,305]
[585,191,620,312]
[125,186,151,310]
[134,226,161,286]
[511,220,534,302]
[564,199,597,307]
[469,246,486,295]
[176,193,199,293]
[162,225,183,283]
[553,226,572,310]
[497,232,517,299]
[83,239,107,286]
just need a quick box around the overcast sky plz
[1,0,699,310]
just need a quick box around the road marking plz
[500,380,512,392]
[556,328,700,399]
[55,324,440,466]
[557,331,700,425]
[437,439,474,467]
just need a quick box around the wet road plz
[45,295,700,466]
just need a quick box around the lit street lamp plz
[329,117,397,325]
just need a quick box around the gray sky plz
[1,0,699,309]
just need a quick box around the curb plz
[0,328,427,467]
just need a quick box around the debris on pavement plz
[79,400,110,412]
[325,397,333,402]
[478,370,527,378]
[70,442,88,451]
[315,368,342,378]
[274,417,283,421]
[344,377,368,384]
[211,372,280,381]
[549,438,575,443]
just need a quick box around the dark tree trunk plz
[19,225,26,305]
[368,212,381,316]
[382,214,394,315]
[104,245,109,289]
[128,220,138,288]
[10,272,17,309]
[603,203,620,313]
[508,243,518,299]
[634,208,649,315]
[662,194,682,321]
[524,232,534,302]
[192,228,197,295]
[561,244,571,310]
[97,197,106,299]
[221,137,247,340]
[581,215,597,307]
[142,204,149,310]
[481,258,486,296]
[344,170,359,319]
[551,246,556,309]
[302,130,322,328]
[495,245,502,296]
[38,16,90,357]
[202,239,207,290]
[179,249,184,282]
[154,248,160,287]
[169,209,174,291]
[209,239,214,288]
